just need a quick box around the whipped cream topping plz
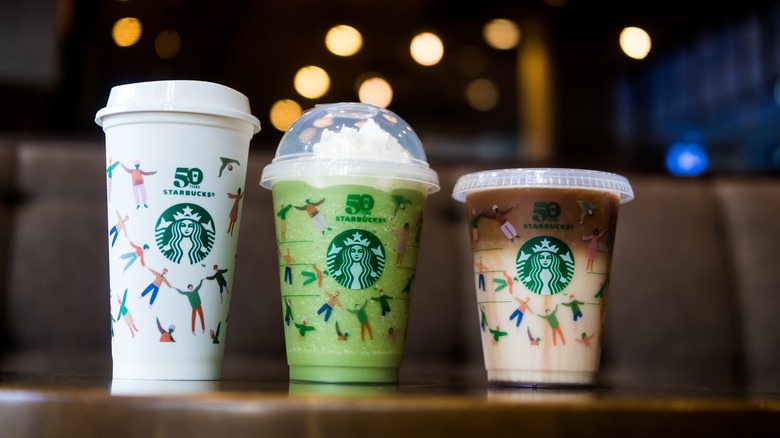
[311,118,412,162]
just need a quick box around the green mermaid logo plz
[155,204,215,264]
[326,229,385,290]
[517,236,574,295]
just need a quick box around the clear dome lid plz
[260,102,439,193]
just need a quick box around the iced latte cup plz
[452,169,634,386]
[260,103,439,383]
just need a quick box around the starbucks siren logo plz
[516,236,574,295]
[155,204,215,264]
[326,229,385,290]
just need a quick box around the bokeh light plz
[269,99,303,132]
[357,76,393,108]
[465,78,500,111]
[410,32,444,66]
[665,142,709,177]
[294,66,330,99]
[154,30,181,59]
[325,25,362,57]
[112,17,142,47]
[620,27,652,60]
[483,18,521,50]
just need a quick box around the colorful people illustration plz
[347,300,373,341]
[206,264,230,303]
[113,289,139,338]
[371,288,394,325]
[582,228,607,271]
[276,202,293,242]
[493,271,516,293]
[562,294,585,321]
[335,321,349,340]
[122,160,157,209]
[284,298,294,329]
[211,321,222,344]
[226,188,243,236]
[518,237,574,295]
[489,325,508,343]
[176,279,206,335]
[577,200,597,224]
[301,264,326,287]
[139,267,172,309]
[391,194,412,216]
[281,248,295,285]
[157,205,215,265]
[311,264,323,284]
[575,332,595,346]
[109,210,129,247]
[481,205,521,242]
[538,305,565,345]
[316,290,342,324]
[470,209,484,241]
[480,305,488,332]
[383,327,398,342]
[393,223,412,265]
[218,157,240,177]
[527,326,541,346]
[509,296,534,328]
[329,232,384,290]
[156,317,176,342]
[106,159,121,202]
[595,280,608,298]
[402,273,415,294]
[295,317,316,339]
[475,257,488,292]
[120,241,149,272]
[294,198,331,234]
[503,271,515,294]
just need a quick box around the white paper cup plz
[96,80,260,380]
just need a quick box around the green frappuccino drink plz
[260,103,439,383]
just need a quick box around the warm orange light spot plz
[270,99,303,132]
[112,17,142,47]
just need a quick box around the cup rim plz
[259,158,441,194]
[95,80,261,134]
[451,168,634,203]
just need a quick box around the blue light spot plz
[665,142,708,177]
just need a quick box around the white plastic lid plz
[452,168,634,203]
[259,102,440,193]
[95,80,261,133]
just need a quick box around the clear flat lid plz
[260,102,439,193]
[452,168,634,203]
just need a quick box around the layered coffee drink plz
[453,169,633,386]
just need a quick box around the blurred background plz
[1,0,779,176]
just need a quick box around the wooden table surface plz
[2,364,779,438]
